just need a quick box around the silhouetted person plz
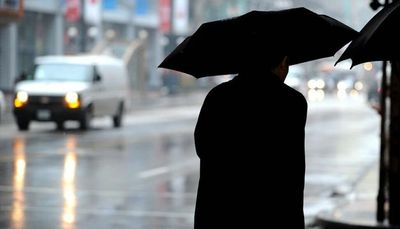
[194,54,308,228]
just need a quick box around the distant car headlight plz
[308,79,325,89]
[308,79,317,89]
[65,92,80,109]
[354,81,364,91]
[316,79,325,89]
[337,81,347,90]
[14,91,29,108]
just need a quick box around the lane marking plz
[138,158,198,179]
[137,166,169,179]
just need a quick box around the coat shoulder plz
[283,83,307,106]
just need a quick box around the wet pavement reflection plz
[1,117,199,229]
[62,136,77,229]
[12,136,26,229]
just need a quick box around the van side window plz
[32,64,93,82]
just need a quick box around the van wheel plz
[79,109,92,130]
[16,119,30,131]
[113,103,124,128]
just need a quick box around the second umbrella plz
[336,0,400,67]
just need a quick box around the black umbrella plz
[336,0,400,67]
[159,7,358,78]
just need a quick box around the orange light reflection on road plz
[62,136,77,229]
[12,136,26,229]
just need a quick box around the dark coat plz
[194,71,308,228]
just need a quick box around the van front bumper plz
[13,94,89,122]
[13,104,85,122]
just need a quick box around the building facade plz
[0,0,165,96]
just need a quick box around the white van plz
[13,55,130,131]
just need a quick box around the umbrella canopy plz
[159,7,358,78]
[336,0,400,67]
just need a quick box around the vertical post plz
[79,0,86,52]
[54,6,64,55]
[389,59,400,225]
[373,0,391,223]
[377,60,388,222]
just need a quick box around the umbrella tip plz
[334,54,349,67]
[158,61,167,68]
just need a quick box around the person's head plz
[271,55,289,82]
[239,53,289,82]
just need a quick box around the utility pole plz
[377,59,388,223]
[370,0,400,225]
[369,0,390,222]
[385,0,400,224]
[389,51,400,226]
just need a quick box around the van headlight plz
[65,92,80,109]
[14,91,29,108]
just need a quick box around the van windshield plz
[32,64,93,82]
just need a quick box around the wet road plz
[0,94,380,229]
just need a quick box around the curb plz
[315,212,398,229]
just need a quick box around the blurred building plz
[0,0,164,97]
[0,0,23,93]
[0,0,375,95]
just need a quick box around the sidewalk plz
[314,162,400,228]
